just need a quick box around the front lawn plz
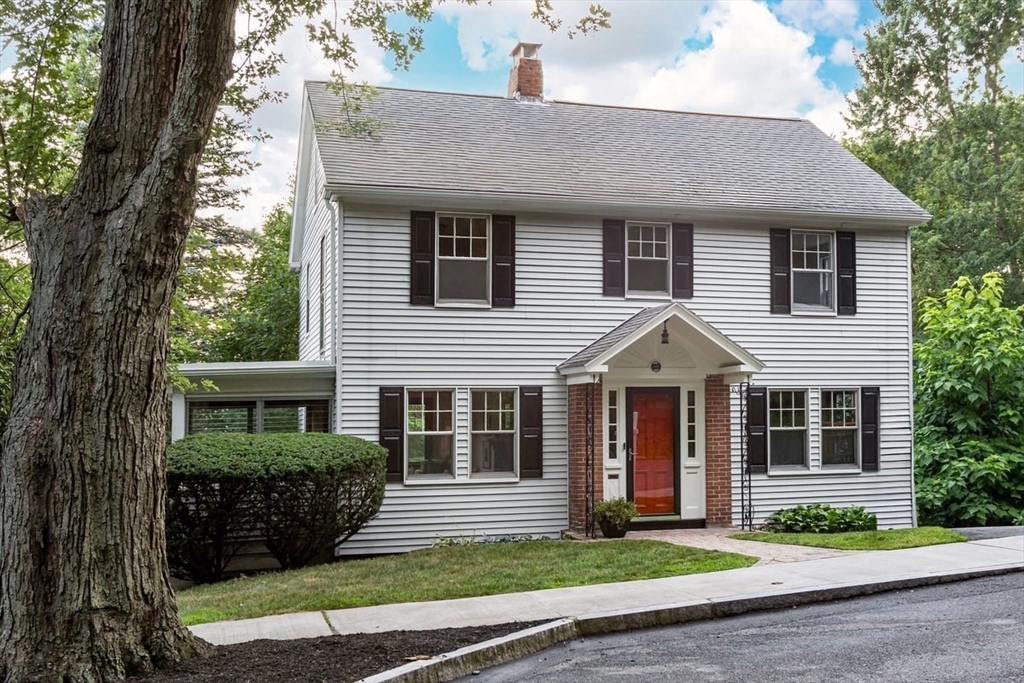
[730,527,966,551]
[177,539,757,625]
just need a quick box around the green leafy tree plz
[216,205,299,362]
[0,2,609,681]
[914,272,1024,526]
[845,0,1024,308]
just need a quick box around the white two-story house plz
[171,44,930,555]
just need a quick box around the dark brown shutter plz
[492,215,516,308]
[770,229,791,314]
[603,219,626,297]
[379,387,404,482]
[519,386,543,478]
[836,231,857,316]
[746,386,768,473]
[671,222,694,299]
[410,211,435,306]
[861,386,880,472]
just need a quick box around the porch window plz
[821,389,858,466]
[406,390,454,477]
[470,390,516,476]
[437,214,490,305]
[626,222,670,295]
[791,231,834,310]
[607,390,618,460]
[187,399,331,434]
[768,390,807,468]
[686,390,697,458]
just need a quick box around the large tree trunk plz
[0,1,237,681]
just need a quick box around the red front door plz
[628,389,678,515]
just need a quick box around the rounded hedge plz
[167,432,385,479]
[166,432,387,582]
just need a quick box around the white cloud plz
[829,38,856,66]
[774,0,860,36]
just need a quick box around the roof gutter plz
[326,185,932,229]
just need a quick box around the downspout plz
[906,229,918,527]
[329,196,344,434]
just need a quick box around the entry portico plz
[558,303,763,535]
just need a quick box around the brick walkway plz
[630,528,859,565]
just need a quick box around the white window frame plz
[768,389,809,471]
[790,230,836,314]
[404,388,456,481]
[469,388,519,479]
[435,213,491,308]
[820,388,860,470]
[625,221,671,297]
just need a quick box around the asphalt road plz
[465,574,1024,683]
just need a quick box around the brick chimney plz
[507,42,543,101]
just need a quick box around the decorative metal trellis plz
[584,377,597,538]
[731,380,755,530]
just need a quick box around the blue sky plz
[234,1,907,231]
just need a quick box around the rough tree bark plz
[0,1,238,681]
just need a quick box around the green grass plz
[176,539,757,625]
[730,527,967,550]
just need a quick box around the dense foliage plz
[914,273,1024,526]
[214,205,300,362]
[845,0,1024,309]
[166,433,387,582]
[761,504,878,534]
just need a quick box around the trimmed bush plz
[166,433,386,582]
[761,503,877,534]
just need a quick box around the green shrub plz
[913,274,1024,527]
[593,498,638,527]
[166,433,386,582]
[761,503,878,534]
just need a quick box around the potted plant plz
[593,497,637,538]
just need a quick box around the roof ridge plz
[303,81,807,124]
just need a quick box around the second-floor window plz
[437,214,490,305]
[409,211,516,308]
[627,223,670,295]
[791,231,833,311]
[602,219,693,299]
[770,228,857,316]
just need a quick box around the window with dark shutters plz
[519,386,543,478]
[410,211,436,305]
[860,386,880,471]
[379,387,405,482]
[769,229,791,314]
[671,222,694,299]
[746,385,768,473]
[836,231,857,316]
[492,215,516,308]
[603,219,626,297]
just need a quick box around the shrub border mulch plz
[126,622,543,683]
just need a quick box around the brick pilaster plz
[567,379,603,535]
[704,374,733,526]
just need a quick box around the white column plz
[170,391,186,441]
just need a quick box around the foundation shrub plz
[167,433,386,582]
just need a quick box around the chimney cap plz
[510,42,542,60]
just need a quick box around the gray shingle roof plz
[558,304,672,371]
[306,83,929,221]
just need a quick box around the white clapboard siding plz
[333,205,914,554]
[297,141,334,362]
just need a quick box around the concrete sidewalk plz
[189,534,1024,646]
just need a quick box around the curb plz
[355,619,579,683]
[359,563,1022,683]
